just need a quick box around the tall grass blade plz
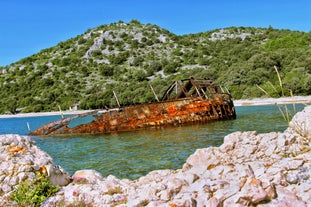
[256,84,269,96]
[276,104,287,121]
[268,81,279,96]
[274,66,284,96]
[290,89,296,114]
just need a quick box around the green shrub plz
[11,173,59,207]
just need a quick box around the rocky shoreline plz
[0,106,310,206]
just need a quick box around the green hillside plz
[1,20,311,114]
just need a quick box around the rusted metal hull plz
[30,78,236,136]
[30,96,236,136]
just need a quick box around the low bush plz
[11,173,59,207]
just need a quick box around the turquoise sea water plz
[0,104,307,179]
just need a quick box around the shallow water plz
[0,104,306,179]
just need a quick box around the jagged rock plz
[0,134,71,206]
[45,164,72,186]
[1,105,311,206]
[288,105,311,138]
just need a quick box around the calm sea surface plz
[0,104,307,179]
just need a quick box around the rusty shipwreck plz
[30,78,236,136]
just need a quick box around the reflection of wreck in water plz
[30,78,236,136]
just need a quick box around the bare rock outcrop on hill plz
[0,106,310,206]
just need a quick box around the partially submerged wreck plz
[30,78,236,136]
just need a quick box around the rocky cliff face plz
[1,106,310,207]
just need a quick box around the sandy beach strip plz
[0,96,310,118]
[0,110,94,119]
[233,95,311,106]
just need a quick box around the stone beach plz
[0,105,310,206]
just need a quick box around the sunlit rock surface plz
[0,134,71,206]
[1,106,310,206]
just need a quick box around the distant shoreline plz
[233,95,311,106]
[0,110,94,119]
[0,95,310,119]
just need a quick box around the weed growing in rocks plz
[11,173,59,207]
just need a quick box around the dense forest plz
[0,20,311,114]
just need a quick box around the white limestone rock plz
[3,105,311,206]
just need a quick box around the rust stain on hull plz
[30,78,236,136]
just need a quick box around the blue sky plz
[1,0,310,66]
